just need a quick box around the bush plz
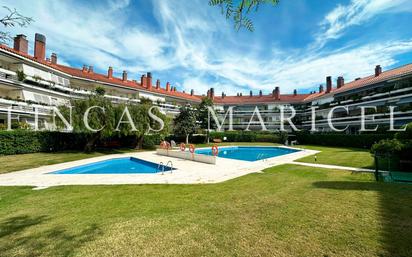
[142,134,164,150]
[370,139,404,155]
[209,131,286,144]
[255,134,279,143]
[295,132,393,148]
[165,134,206,144]
[395,122,412,141]
[0,130,88,155]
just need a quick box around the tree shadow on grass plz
[0,215,102,257]
[313,181,412,257]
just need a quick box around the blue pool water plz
[195,146,299,162]
[51,157,172,174]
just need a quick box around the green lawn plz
[0,164,411,257]
[295,145,375,169]
[0,149,138,174]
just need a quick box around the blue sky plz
[2,0,412,96]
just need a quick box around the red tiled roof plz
[304,63,412,101]
[2,43,412,105]
[0,44,203,102]
[333,63,412,95]
[56,65,204,102]
[213,93,311,104]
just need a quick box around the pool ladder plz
[257,153,268,162]
[157,161,173,175]
[166,161,173,174]
[157,162,165,175]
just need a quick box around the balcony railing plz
[0,98,52,115]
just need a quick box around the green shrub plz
[209,131,286,144]
[255,134,279,143]
[395,122,412,141]
[370,139,404,155]
[295,132,393,148]
[0,130,88,155]
[142,134,164,150]
[165,134,206,144]
[16,70,26,81]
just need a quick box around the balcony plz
[0,97,52,116]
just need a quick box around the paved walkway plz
[290,161,375,173]
[0,147,319,188]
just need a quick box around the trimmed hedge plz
[295,132,394,148]
[166,131,287,144]
[210,131,288,144]
[0,130,87,155]
[166,134,207,144]
[142,134,164,150]
[0,130,162,155]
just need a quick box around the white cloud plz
[2,0,412,97]
[315,0,412,48]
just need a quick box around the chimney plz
[190,89,194,96]
[156,79,160,89]
[140,74,146,87]
[166,82,171,91]
[250,90,253,97]
[273,87,280,100]
[173,87,177,92]
[82,65,88,73]
[210,88,215,99]
[13,34,28,54]
[326,76,332,93]
[240,93,243,97]
[319,85,324,93]
[293,89,297,96]
[34,33,46,60]
[337,76,344,88]
[146,72,152,89]
[259,90,262,97]
[88,65,94,73]
[107,67,113,79]
[122,70,127,81]
[222,92,225,98]
[375,65,382,77]
[51,53,57,64]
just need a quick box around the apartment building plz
[1,33,412,132]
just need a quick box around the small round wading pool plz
[195,146,300,162]
[51,157,173,174]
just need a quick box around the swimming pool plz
[195,146,300,162]
[51,157,173,174]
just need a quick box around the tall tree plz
[58,90,169,152]
[209,0,279,32]
[114,101,170,149]
[0,6,33,44]
[197,97,215,143]
[197,97,214,130]
[59,94,116,152]
[173,105,198,144]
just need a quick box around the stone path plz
[290,161,375,173]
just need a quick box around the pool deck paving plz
[0,146,324,188]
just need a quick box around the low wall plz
[156,149,216,165]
